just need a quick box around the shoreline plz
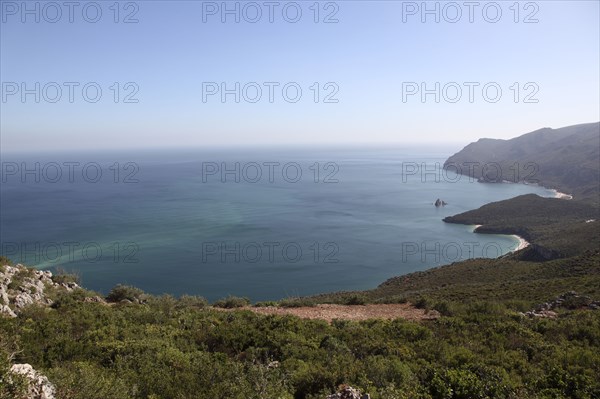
[550,189,573,200]
[448,169,574,200]
[470,224,530,253]
[512,234,530,251]
[470,224,482,232]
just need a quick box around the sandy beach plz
[470,224,530,253]
[512,235,530,251]
[551,189,573,200]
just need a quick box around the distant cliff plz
[444,122,600,202]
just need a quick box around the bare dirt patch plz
[224,303,439,323]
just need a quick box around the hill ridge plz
[444,122,600,202]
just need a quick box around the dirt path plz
[226,303,439,322]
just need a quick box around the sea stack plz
[434,199,447,207]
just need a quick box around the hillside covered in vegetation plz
[443,194,599,260]
[1,256,599,399]
[443,122,600,202]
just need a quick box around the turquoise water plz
[0,147,555,301]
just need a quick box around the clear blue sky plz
[1,0,599,151]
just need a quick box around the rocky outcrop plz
[520,291,600,318]
[10,363,56,399]
[0,264,80,318]
[521,309,559,319]
[1,264,72,397]
[434,199,447,207]
[326,386,370,399]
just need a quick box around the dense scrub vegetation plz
[1,285,599,399]
[312,250,600,307]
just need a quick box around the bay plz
[0,146,555,301]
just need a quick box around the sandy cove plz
[470,225,530,253]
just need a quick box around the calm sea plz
[0,146,554,301]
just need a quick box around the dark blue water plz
[0,147,554,301]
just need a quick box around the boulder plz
[326,386,370,399]
[522,292,599,318]
[83,296,107,304]
[10,363,56,399]
[0,304,16,318]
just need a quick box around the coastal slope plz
[443,194,600,260]
[444,122,600,202]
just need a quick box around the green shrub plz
[414,297,431,310]
[106,285,147,303]
[433,301,454,316]
[374,295,408,304]
[561,295,592,310]
[176,295,208,309]
[253,301,278,307]
[279,297,317,308]
[48,362,132,399]
[503,300,533,313]
[439,368,486,399]
[213,295,250,309]
[343,294,368,306]
[50,289,101,309]
[0,257,13,267]
[51,267,80,285]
